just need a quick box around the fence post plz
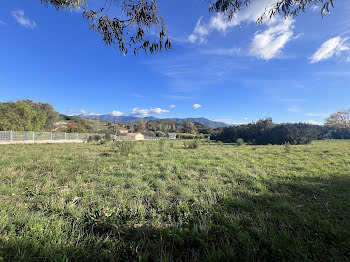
[32,131,35,143]
[10,130,13,141]
[65,132,67,140]
[77,133,79,140]
[50,132,53,140]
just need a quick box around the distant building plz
[168,133,178,140]
[126,133,145,141]
[52,122,69,132]
[54,121,67,126]
[116,128,129,135]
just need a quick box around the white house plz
[168,133,178,140]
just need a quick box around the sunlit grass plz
[0,140,349,261]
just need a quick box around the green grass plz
[0,140,349,261]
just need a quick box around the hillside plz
[169,117,228,128]
[82,115,227,128]
[60,115,214,135]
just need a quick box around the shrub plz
[185,139,200,149]
[155,131,166,137]
[116,141,136,156]
[284,141,291,153]
[236,138,245,146]
[98,139,107,145]
[183,140,189,149]
[88,135,103,142]
[146,144,153,155]
[158,139,166,151]
[105,133,112,142]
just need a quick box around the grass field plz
[0,140,349,261]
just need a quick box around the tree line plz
[1,100,349,145]
[212,116,350,145]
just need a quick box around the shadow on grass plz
[1,175,349,262]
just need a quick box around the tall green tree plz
[0,101,47,131]
[23,99,59,130]
[41,0,335,55]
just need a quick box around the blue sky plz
[0,0,349,125]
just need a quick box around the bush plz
[88,135,103,142]
[284,142,291,153]
[236,138,244,146]
[98,139,107,145]
[116,141,136,156]
[158,139,166,151]
[184,139,200,149]
[105,133,112,142]
[183,140,188,149]
[155,131,166,137]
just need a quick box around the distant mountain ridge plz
[81,115,228,128]
[168,118,227,128]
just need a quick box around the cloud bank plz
[130,108,169,116]
[68,107,170,117]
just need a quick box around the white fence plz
[114,136,169,141]
[0,131,98,143]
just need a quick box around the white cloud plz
[216,119,234,125]
[193,104,202,109]
[311,5,320,11]
[162,94,193,100]
[108,111,125,117]
[188,15,233,43]
[204,47,241,56]
[306,120,320,125]
[188,0,277,43]
[11,10,37,29]
[209,15,237,33]
[68,107,170,117]
[234,0,278,24]
[243,117,249,120]
[309,36,350,63]
[305,112,328,117]
[169,105,176,108]
[288,106,302,113]
[67,109,101,117]
[0,20,7,26]
[130,107,169,116]
[249,17,295,60]
[216,119,247,125]
[188,17,209,43]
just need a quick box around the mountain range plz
[81,115,228,128]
